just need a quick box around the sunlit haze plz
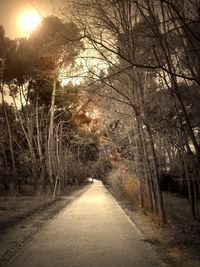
[0,0,63,38]
[18,10,42,35]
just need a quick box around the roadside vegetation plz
[68,0,200,224]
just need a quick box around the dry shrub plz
[107,167,124,197]
[20,184,35,196]
[122,174,141,206]
[143,189,153,211]
[108,163,152,210]
[107,165,141,205]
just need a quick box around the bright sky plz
[0,0,64,38]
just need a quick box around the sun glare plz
[19,10,42,35]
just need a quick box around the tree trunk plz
[146,125,166,223]
[0,85,16,175]
[47,73,57,191]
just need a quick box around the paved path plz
[8,180,161,267]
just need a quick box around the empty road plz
[8,180,161,267]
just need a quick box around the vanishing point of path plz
[8,180,161,267]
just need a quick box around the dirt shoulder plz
[107,186,200,267]
[0,184,91,266]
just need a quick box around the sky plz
[0,0,65,38]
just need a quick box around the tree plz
[28,16,84,190]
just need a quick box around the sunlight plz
[59,43,116,86]
[18,10,42,35]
